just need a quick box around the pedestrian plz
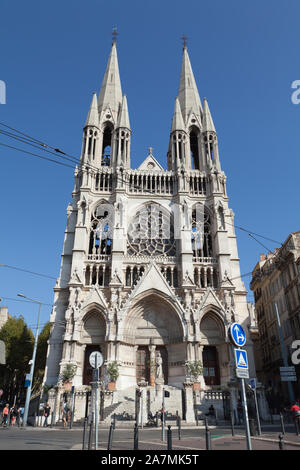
[290,401,300,434]
[15,406,21,427]
[62,401,71,428]
[19,405,24,426]
[2,404,9,427]
[237,400,243,425]
[10,405,17,426]
[43,403,51,427]
[206,405,215,417]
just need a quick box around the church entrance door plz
[136,346,150,384]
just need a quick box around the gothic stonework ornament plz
[43,39,259,425]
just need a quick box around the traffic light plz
[164,390,170,397]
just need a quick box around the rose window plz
[127,203,176,257]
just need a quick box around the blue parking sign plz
[230,323,246,347]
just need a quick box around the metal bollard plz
[167,425,172,450]
[230,412,235,436]
[205,416,208,431]
[107,423,114,450]
[88,418,93,450]
[279,434,285,450]
[134,423,139,450]
[178,416,182,440]
[113,413,116,429]
[206,428,211,450]
[280,413,285,435]
[295,418,300,436]
[82,417,88,450]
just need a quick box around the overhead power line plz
[0,121,283,250]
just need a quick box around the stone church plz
[44,38,264,423]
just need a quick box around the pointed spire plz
[84,92,99,128]
[171,97,185,132]
[117,94,130,129]
[202,98,216,133]
[178,46,202,124]
[98,42,123,121]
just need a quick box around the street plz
[1,423,300,451]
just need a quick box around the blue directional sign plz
[230,322,246,347]
[234,349,248,370]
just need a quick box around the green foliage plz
[186,360,203,381]
[0,315,34,398]
[107,361,119,382]
[32,322,51,394]
[61,363,77,383]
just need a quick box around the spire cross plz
[181,35,188,48]
[112,26,118,44]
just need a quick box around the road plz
[1,424,300,451]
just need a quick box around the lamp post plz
[18,293,42,428]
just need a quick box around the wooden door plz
[136,346,150,384]
[202,346,220,386]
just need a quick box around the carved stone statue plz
[156,352,163,379]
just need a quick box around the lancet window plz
[191,206,213,258]
[89,204,113,256]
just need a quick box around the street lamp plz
[17,293,42,427]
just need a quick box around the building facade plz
[250,232,300,410]
[44,39,262,422]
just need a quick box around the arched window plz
[102,123,113,166]
[127,203,176,257]
[89,205,113,256]
[191,205,213,258]
[189,126,200,170]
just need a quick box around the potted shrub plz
[106,361,119,391]
[60,364,77,391]
[185,360,203,390]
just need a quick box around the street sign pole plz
[253,386,261,436]
[241,377,252,450]
[89,351,103,451]
[94,355,99,450]
[161,387,165,441]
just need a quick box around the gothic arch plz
[121,292,185,345]
[191,203,214,258]
[199,310,225,345]
[80,306,107,345]
[88,201,114,256]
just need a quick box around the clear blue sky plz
[0,0,299,331]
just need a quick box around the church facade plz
[44,39,262,422]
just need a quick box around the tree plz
[0,316,34,403]
[32,322,51,396]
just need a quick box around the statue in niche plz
[156,352,163,379]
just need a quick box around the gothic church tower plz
[44,39,259,422]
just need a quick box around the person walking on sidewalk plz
[43,403,51,427]
[290,401,300,434]
[2,404,9,427]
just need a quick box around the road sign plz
[89,351,103,369]
[280,366,296,373]
[236,368,249,379]
[234,349,248,369]
[281,376,297,382]
[230,323,246,347]
[249,378,256,390]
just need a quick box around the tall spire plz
[171,97,185,132]
[98,41,123,122]
[178,45,202,125]
[84,92,99,128]
[202,98,216,133]
[117,94,130,130]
